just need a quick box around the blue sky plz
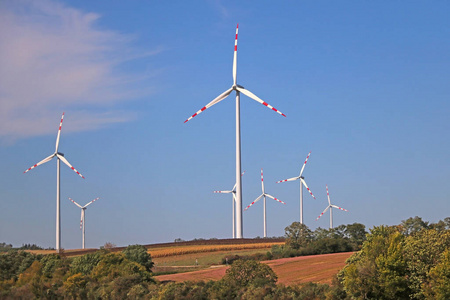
[0,0,449,249]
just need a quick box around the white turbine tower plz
[184,24,286,238]
[24,112,85,253]
[69,197,100,249]
[315,185,348,229]
[244,169,285,238]
[276,152,316,224]
[214,171,245,239]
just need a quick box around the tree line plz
[0,216,448,299]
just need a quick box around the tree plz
[403,228,450,299]
[345,222,367,248]
[122,244,154,272]
[423,249,450,299]
[284,222,313,250]
[342,226,410,299]
[222,259,277,288]
[400,216,428,236]
[70,251,104,275]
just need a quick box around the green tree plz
[70,251,104,275]
[342,225,410,299]
[345,222,367,248]
[403,228,450,299]
[285,222,313,250]
[423,249,450,299]
[122,244,154,272]
[222,259,277,288]
[400,216,428,236]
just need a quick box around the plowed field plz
[155,252,353,285]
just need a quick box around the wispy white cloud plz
[0,0,160,141]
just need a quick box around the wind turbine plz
[69,197,100,249]
[276,151,316,224]
[315,185,348,229]
[214,171,245,239]
[24,112,85,252]
[184,24,286,238]
[244,169,285,238]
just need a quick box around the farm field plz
[26,238,284,258]
[155,252,354,285]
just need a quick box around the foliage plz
[340,220,450,300]
[0,250,41,281]
[400,216,429,236]
[423,249,450,299]
[285,222,313,250]
[122,244,154,272]
[403,227,450,299]
[69,251,104,275]
[222,259,277,288]
[101,242,116,249]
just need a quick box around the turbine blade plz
[326,185,331,205]
[265,194,286,205]
[233,24,238,86]
[331,205,348,212]
[184,88,233,123]
[316,206,330,221]
[276,176,299,183]
[231,170,245,192]
[244,194,263,211]
[24,153,55,173]
[69,197,83,208]
[300,178,316,199]
[57,154,85,178]
[236,86,286,117]
[299,151,311,177]
[301,178,316,199]
[80,210,83,230]
[83,197,100,208]
[260,168,265,193]
[55,112,65,153]
[214,190,232,194]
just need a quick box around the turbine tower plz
[184,24,286,238]
[244,169,285,238]
[69,197,100,249]
[276,152,316,224]
[214,171,245,238]
[315,185,348,229]
[24,113,85,253]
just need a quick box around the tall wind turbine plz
[214,171,245,239]
[276,152,316,224]
[184,24,286,238]
[24,113,85,252]
[244,169,285,238]
[69,197,100,249]
[315,185,348,229]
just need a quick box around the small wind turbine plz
[184,24,286,238]
[214,171,245,239]
[69,197,100,249]
[276,152,316,224]
[315,185,348,229]
[245,169,285,238]
[24,112,84,253]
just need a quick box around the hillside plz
[156,252,353,285]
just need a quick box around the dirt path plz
[155,251,353,285]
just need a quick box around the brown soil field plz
[155,252,353,286]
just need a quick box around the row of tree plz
[0,216,448,299]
